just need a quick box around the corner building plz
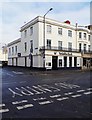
[8,16,92,70]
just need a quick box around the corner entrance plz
[52,56,58,70]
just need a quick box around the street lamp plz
[43,8,53,69]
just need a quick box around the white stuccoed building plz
[8,16,92,70]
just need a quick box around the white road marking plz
[12,71,23,74]
[7,73,13,77]
[50,94,61,98]
[64,92,73,95]
[71,94,82,98]
[0,109,9,113]
[12,100,28,105]
[27,86,42,94]
[87,88,92,91]
[39,100,53,105]
[0,104,5,107]
[77,90,85,92]
[55,83,68,89]
[57,97,69,101]
[42,84,60,92]
[84,91,92,95]
[38,85,52,92]
[55,82,80,89]
[17,104,33,110]
[32,86,46,93]
[8,88,23,98]
[21,87,34,95]
[33,97,46,101]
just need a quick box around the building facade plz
[8,16,92,70]
[0,44,8,67]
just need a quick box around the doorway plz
[69,57,72,67]
[64,56,67,67]
[52,56,58,69]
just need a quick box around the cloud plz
[0,1,91,44]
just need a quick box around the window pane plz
[84,33,86,39]
[68,30,72,37]
[79,32,82,38]
[58,28,62,35]
[58,41,62,49]
[30,27,33,35]
[68,42,72,50]
[47,25,51,33]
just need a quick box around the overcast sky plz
[0,0,91,45]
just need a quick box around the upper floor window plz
[88,35,90,41]
[30,27,33,35]
[47,25,51,33]
[24,30,27,37]
[88,45,90,52]
[12,47,14,54]
[9,48,11,54]
[84,44,86,52]
[24,42,27,51]
[84,33,86,39]
[79,32,82,39]
[58,28,62,35]
[30,40,33,53]
[58,41,62,49]
[68,30,72,37]
[68,42,72,51]
[15,46,17,54]
[47,39,51,49]
[79,43,82,52]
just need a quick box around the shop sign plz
[59,52,72,55]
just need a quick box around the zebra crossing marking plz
[17,104,33,110]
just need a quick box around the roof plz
[8,38,21,47]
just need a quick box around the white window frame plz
[47,25,51,33]
[58,28,62,35]
[68,30,72,37]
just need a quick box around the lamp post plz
[43,8,53,69]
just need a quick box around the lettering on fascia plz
[59,52,72,55]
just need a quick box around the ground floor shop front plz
[8,51,92,70]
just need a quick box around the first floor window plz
[88,45,90,52]
[30,40,33,53]
[68,30,72,37]
[12,47,14,54]
[9,48,11,54]
[79,32,82,39]
[47,39,51,49]
[24,42,27,51]
[68,42,72,51]
[84,33,86,39]
[47,25,52,33]
[58,28,62,35]
[30,26,33,35]
[79,43,82,52]
[88,35,90,41]
[58,41,62,50]
[84,44,86,52]
[15,46,17,54]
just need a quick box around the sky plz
[0,0,91,46]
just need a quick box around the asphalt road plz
[1,67,92,119]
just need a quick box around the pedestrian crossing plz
[1,87,92,113]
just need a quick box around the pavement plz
[0,67,92,119]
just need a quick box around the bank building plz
[8,16,92,70]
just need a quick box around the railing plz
[39,46,92,54]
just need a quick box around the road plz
[0,67,92,119]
